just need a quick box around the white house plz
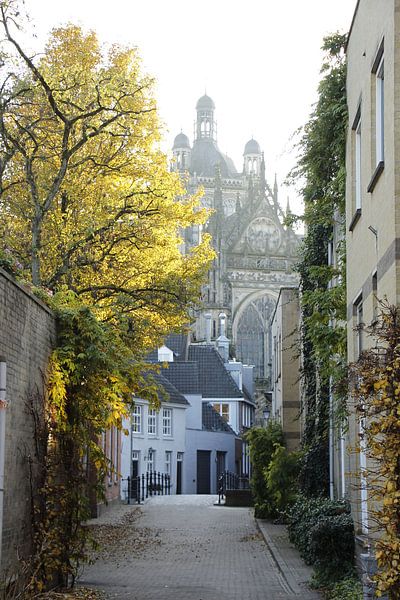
[120,372,188,499]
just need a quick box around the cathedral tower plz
[195,94,216,141]
[243,138,262,176]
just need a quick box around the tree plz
[288,33,348,496]
[0,3,213,350]
[0,3,214,591]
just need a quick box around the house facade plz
[345,0,398,546]
[270,287,301,452]
[120,373,188,499]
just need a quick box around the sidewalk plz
[256,519,322,599]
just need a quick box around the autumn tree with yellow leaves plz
[349,304,400,600]
[0,1,213,591]
[0,2,212,350]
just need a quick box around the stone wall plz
[0,268,56,575]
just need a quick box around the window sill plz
[349,208,362,232]
[367,160,384,193]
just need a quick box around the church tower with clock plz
[172,94,300,390]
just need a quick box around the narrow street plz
[80,496,321,600]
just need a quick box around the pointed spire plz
[260,152,266,195]
[273,173,278,202]
[286,196,291,216]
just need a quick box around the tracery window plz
[236,295,275,379]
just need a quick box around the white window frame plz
[354,294,363,360]
[375,55,384,165]
[132,405,142,434]
[212,402,230,423]
[147,408,157,435]
[147,448,155,472]
[162,408,172,436]
[165,451,172,475]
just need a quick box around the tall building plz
[345,0,397,554]
[172,94,300,394]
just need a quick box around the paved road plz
[80,495,320,600]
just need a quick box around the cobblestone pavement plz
[80,495,321,600]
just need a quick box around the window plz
[372,271,378,323]
[212,402,230,423]
[162,408,172,436]
[165,451,172,475]
[147,448,155,472]
[354,295,363,359]
[355,117,362,209]
[148,408,157,435]
[132,405,142,433]
[375,55,384,165]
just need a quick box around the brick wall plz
[0,268,56,575]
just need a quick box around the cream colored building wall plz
[270,288,301,451]
[346,0,400,538]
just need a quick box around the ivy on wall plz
[288,33,348,497]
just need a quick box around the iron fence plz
[218,470,250,505]
[122,471,171,504]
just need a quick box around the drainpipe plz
[0,357,7,570]
[329,374,335,500]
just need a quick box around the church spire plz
[259,152,266,196]
[273,173,278,201]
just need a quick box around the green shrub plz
[287,495,355,586]
[265,445,301,513]
[325,576,362,600]
[245,423,284,518]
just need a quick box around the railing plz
[122,471,171,504]
[218,470,250,505]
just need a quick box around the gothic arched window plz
[236,295,275,380]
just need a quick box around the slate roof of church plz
[188,345,243,398]
[190,138,237,178]
[202,402,236,434]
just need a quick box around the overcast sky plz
[22,0,357,216]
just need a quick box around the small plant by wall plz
[287,495,355,587]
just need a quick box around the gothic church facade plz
[172,94,300,388]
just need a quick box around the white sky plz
[22,0,357,217]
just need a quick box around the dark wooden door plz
[131,453,139,499]
[197,450,211,494]
[176,454,183,495]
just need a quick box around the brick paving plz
[80,495,321,600]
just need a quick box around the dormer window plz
[158,345,174,362]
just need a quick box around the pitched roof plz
[188,345,243,398]
[202,402,236,434]
[160,362,199,395]
[152,372,190,406]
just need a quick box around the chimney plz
[204,313,212,344]
[216,312,229,362]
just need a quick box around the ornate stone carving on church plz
[171,94,301,383]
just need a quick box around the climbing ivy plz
[288,33,348,496]
[24,290,163,593]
